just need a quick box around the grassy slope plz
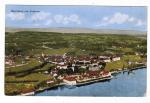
[105,55,144,71]
[5,63,54,95]
[5,32,147,56]
[5,32,147,95]
[5,59,40,73]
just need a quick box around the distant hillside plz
[5,27,147,35]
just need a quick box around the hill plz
[5,27,146,36]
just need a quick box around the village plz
[41,53,119,85]
[5,53,123,95]
[42,53,120,80]
[5,29,147,96]
[5,49,147,96]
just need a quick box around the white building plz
[81,65,87,69]
[57,65,68,69]
[112,57,120,61]
[46,80,54,84]
[44,71,49,74]
[53,73,58,77]
[63,77,77,85]
[58,62,65,65]
[89,66,99,71]
[103,59,111,62]
[5,59,14,65]
[21,91,35,96]
[100,71,111,78]
[99,56,111,62]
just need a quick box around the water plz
[35,68,147,96]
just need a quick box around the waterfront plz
[35,68,146,96]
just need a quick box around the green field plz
[5,62,54,95]
[5,59,40,73]
[105,55,145,71]
[5,31,147,95]
[5,31,147,56]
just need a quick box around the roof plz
[21,88,35,93]
[64,76,76,81]
[87,70,100,77]
[100,70,110,75]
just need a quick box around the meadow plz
[5,31,147,95]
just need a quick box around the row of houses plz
[41,54,121,77]
[5,56,15,65]
[40,54,121,67]
[40,53,121,63]
[5,55,31,66]
[63,70,112,85]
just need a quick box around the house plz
[128,61,132,65]
[63,53,67,58]
[25,56,30,60]
[81,65,87,69]
[112,57,120,61]
[57,64,68,69]
[51,69,58,77]
[75,61,85,65]
[88,63,100,71]
[99,56,111,63]
[103,59,111,63]
[135,52,139,55]
[58,62,65,65]
[21,89,35,96]
[46,80,54,84]
[100,70,111,77]
[58,75,64,80]
[63,76,77,85]
[51,61,58,64]
[5,59,14,65]
[87,70,100,78]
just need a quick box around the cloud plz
[7,12,25,20]
[97,12,145,27]
[54,15,64,23]
[128,17,135,22]
[108,12,129,24]
[54,14,81,25]
[31,11,51,21]
[30,13,81,26]
[136,20,145,26]
[69,14,81,24]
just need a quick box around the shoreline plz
[110,65,146,75]
[75,76,112,87]
[4,65,145,96]
[34,77,113,95]
[32,65,146,96]
[35,83,65,94]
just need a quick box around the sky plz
[5,5,147,31]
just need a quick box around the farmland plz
[5,31,146,56]
[5,31,147,95]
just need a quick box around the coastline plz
[75,76,112,87]
[110,65,146,75]
[31,65,146,96]
[35,83,65,94]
